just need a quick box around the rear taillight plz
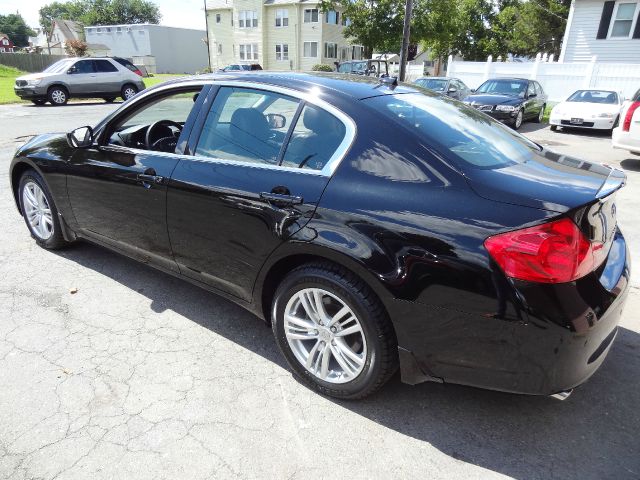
[134,69,143,76]
[622,101,640,132]
[484,218,604,284]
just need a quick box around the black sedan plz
[464,77,548,129]
[414,76,471,100]
[10,73,629,400]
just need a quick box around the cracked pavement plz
[0,102,639,480]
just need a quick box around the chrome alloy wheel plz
[123,87,137,99]
[22,181,54,240]
[284,288,367,384]
[51,89,66,104]
[515,109,523,129]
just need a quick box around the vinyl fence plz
[447,55,640,102]
[0,53,67,72]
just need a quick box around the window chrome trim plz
[100,78,357,178]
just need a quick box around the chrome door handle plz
[259,192,303,206]
[137,173,164,186]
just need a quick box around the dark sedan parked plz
[464,77,547,129]
[414,76,471,100]
[10,73,629,400]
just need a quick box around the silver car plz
[14,57,146,106]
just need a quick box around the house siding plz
[561,0,640,63]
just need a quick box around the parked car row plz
[14,56,146,106]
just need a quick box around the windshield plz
[43,59,75,73]
[352,61,367,73]
[364,92,541,170]
[476,79,527,97]
[567,90,618,104]
[416,78,448,92]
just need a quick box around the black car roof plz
[157,71,422,100]
[484,77,530,82]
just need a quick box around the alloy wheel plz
[538,107,544,122]
[515,110,523,129]
[22,181,54,240]
[284,288,367,384]
[51,89,66,105]
[123,87,137,100]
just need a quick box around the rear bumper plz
[612,127,640,154]
[394,231,630,395]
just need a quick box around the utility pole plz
[203,0,212,70]
[398,0,413,81]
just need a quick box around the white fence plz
[390,64,424,82]
[447,55,640,102]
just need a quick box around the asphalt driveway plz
[0,102,639,479]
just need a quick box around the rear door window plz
[95,60,118,73]
[73,60,95,74]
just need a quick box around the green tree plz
[0,12,37,48]
[413,0,461,63]
[39,0,161,35]
[318,0,404,58]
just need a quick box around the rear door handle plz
[259,192,303,206]
[137,173,164,187]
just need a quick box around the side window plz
[535,82,544,96]
[196,87,300,165]
[106,88,203,151]
[73,60,95,74]
[527,82,536,97]
[95,60,118,73]
[281,104,346,171]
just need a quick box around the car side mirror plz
[470,88,476,93]
[266,113,286,129]
[67,66,77,74]
[448,87,458,93]
[67,126,94,148]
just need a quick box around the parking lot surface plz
[0,103,639,480]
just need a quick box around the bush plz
[311,64,334,72]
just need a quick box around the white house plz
[48,19,83,55]
[560,0,640,63]
[205,0,364,71]
[85,24,209,74]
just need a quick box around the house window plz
[239,43,258,60]
[340,46,349,60]
[216,13,221,23]
[325,10,339,24]
[610,2,638,37]
[276,43,289,60]
[217,44,222,54]
[352,45,364,60]
[341,16,351,26]
[116,26,122,32]
[96,28,102,33]
[275,9,289,27]
[106,27,112,32]
[325,42,337,58]
[304,9,319,23]
[303,41,318,57]
[239,10,258,28]
[2,39,8,46]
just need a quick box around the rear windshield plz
[364,92,542,170]
[416,78,448,92]
[567,90,618,104]
[114,57,138,72]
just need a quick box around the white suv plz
[612,88,640,155]
[14,57,146,106]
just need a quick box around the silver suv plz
[14,57,146,106]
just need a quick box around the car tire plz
[513,109,524,130]
[31,99,46,106]
[121,84,138,101]
[535,104,545,123]
[47,86,68,106]
[18,169,71,250]
[272,262,398,399]
[550,124,558,132]
[103,97,116,103]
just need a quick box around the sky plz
[0,0,207,30]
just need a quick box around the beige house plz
[205,0,364,71]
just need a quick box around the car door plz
[93,59,121,95]
[66,59,97,95]
[66,85,209,272]
[167,84,353,301]
[525,81,538,118]
[457,80,470,100]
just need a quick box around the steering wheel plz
[145,120,183,152]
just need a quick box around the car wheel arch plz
[10,160,41,214]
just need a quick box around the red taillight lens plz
[134,69,143,77]
[484,218,600,284]
[622,101,640,132]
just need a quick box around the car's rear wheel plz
[550,124,558,132]
[513,109,524,130]
[103,97,116,103]
[31,99,46,106]
[272,263,398,399]
[47,86,68,106]
[18,170,70,249]
[121,84,138,101]
[535,104,545,123]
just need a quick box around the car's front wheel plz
[272,263,398,399]
[121,84,138,101]
[18,170,71,249]
[47,86,68,106]
[513,109,524,130]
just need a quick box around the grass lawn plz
[0,65,27,105]
[143,74,187,89]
